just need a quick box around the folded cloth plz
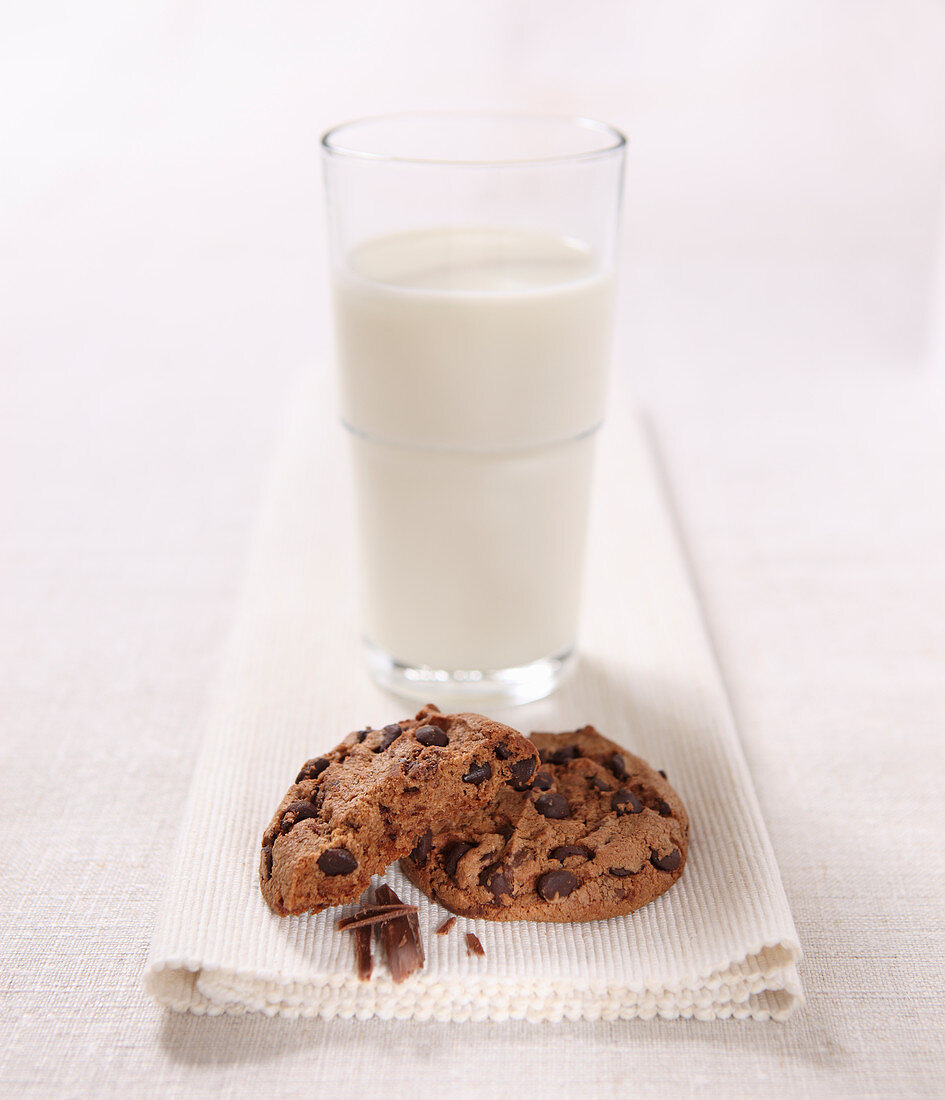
[144,373,803,1022]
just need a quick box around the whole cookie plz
[259,705,539,916]
[399,726,688,922]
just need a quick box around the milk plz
[333,227,614,671]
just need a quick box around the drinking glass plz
[322,112,625,706]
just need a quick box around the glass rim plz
[320,111,626,168]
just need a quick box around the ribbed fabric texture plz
[144,373,802,1022]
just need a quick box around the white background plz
[2,2,945,1097]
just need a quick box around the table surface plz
[3,4,945,1097]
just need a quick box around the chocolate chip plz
[280,800,319,833]
[537,869,579,901]
[296,756,330,783]
[548,745,580,765]
[356,727,371,742]
[494,743,511,759]
[608,866,639,877]
[534,792,569,819]
[655,799,673,817]
[463,760,492,785]
[260,845,273,880]
[415,724,449,747]
[590,774,612,792]
[650,847,682,872]
[507,845,534,869]
[508,756,537,790]
[606,752,628,779]
[612,787,643,815]
[488,871,512,899]
[442,840,475,879]
[409,829,433,867]
[317,847,358,875]
[658,769,667,779]
[530,770,553,791]
[478,863,512,900]
[549,845,591,862]
[374,723,402,752]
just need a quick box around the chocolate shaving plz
[436,916,457,936]
[353,925,373,980]
[374,883,425,982]
[337,903,418,931]
[465,933,485,957]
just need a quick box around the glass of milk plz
[322,113,625,706]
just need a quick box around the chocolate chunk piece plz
[534,792,569,819]
[590,774,612,792]
[494,743,511,760]
[409,829,433,867]
[658,769,667,779]
[548,745,580,765]
[549,845,591,862]
[436,916,456,936]
[280,800,319,833]
[375,883,424,983]
[296,756,330,783]
[317,847,358,875]
[442,840,476,879]
[612,787,643,815]
[465,933,485,957]
[606,752,628,779]
[531,770,553,791]
[416,724,449,747]
[608,866,639,877]
[537,870,579,901]
[650,847,682,872]
[508,756,537,790]
[353,925,373,981]
[462,760,492,785]
[478,863,512,900]
[337,903,418,930]
[374,723,403,752]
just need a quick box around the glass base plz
[364,639,576,709]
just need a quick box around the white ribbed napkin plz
[144,371,802,1022]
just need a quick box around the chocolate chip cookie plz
[259,705,540,916]
[399,726,688,922]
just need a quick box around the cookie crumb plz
[436,916,456,936]
[465,932,485,957]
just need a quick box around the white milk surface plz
[333,227,614,670]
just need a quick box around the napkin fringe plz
[144,935,802,1023]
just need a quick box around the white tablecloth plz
[2,3,945,1096]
